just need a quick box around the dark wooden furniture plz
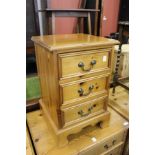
[26,0,40,75]
[118,21,129,42]
[112,0,129,93]
[26,0,39,49]
[38,9,99,35]
[26,0,41,111]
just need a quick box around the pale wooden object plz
[109,86,129,155]
[26,128,35,155]
[87,12,92,34]
[40,99,111,146]
[32,34,119,146]
[26,107,128,155]
[109,86,129,121]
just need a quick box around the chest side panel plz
[35,44,60,128]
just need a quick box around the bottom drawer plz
[79,130,126,155]
[102,144,123,155]
[62,96,107,127]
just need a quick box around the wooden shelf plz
[39,8,100,12]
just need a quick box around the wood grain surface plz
[109,86,129,121]
[26,128,35,155]
[32,33,119,51]
[26,107,128,155]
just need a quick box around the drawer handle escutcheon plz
[78,85,94,96]
[78,105,94,117]
[78,60,96,72]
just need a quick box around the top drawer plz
[58,49,112,79]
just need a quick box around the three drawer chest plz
[32,33,119,146]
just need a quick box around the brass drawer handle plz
[78,60,96,72]
[104,144,109,149]
[112,139,116,145]
[104,139,117,149]
[78,85,94,96]
[78,105,95,117]
[78,110,91,117]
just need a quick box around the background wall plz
[46,0,120,36]
[101,0,120,36]
[47,0,81,34]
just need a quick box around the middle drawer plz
[59,75,110,106]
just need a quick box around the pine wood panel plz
[102,144,123,155]
[35,45,60,127]
[31,33,119,52]
[81,132,125,155]
[58,47,110,78]
[109,86,129,155]
[26,128,35,155]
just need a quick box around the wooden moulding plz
[39,99,110,147]
[31,34,120,52]
[59,68,111,85]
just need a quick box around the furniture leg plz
[51,12,56,34]
[112,44,122,95]
[87,12,92,34]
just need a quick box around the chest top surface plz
[31,33,119,51]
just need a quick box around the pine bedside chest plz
[32,34,119,147]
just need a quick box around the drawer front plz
[61,96,107,126]
[103,144,123,155]
[58,49,111,78]
[79,130,125,155]
[61,75,109,105]
[102,131,125,153]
